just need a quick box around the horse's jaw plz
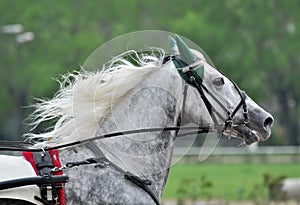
[224,124,271,145]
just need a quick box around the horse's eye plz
[213,77,225,86]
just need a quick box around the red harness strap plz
[23,150,66,205]
[22,151,38,174]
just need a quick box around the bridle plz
[0,54,250,205]
[165,55,250,133]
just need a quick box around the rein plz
[0,125,222,152]
[0,125,221,205]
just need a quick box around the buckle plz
[243,108,250,124]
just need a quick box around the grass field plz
[162,162,300,201]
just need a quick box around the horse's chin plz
[223,125,270,145]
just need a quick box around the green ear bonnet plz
[168,35,204,85]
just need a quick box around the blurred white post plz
[15,32,35,44]
[15,31,35,138]
[1,24,24,34]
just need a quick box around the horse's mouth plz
[223,125,270,145]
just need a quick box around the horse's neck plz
[101,69,182,193]
[81,69,182,195]
[93,117,175,195]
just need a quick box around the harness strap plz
[124,173,160,205]
[189,76,224,125]
[181,82,188,120]
[86,142,107,161]
[229,89,249,123]
[33,151,53,176]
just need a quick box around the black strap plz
[0,176,68,191]
[124,173,160,205]
[180,82,188,124]
[189,76,224,125]
[0,126,219,153]
[64,157,103,169]
[33,151,54,176]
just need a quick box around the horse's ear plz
[168,35,183,71]
[168,36,179,56]
[175,35,195,64]
[168,35,204,82]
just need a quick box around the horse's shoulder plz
[65,167,156,204]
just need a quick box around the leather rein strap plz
[0,126,219,152]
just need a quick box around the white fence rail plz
[173,146,300,156]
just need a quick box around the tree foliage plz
[0,0,299,145]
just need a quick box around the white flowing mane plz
[28,49,165,147]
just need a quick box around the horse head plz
[168,35,273,145]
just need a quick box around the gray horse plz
[0,34,273,205]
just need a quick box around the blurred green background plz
[1,0,300,145]
[1,0,300,203]
[0,0,300,145]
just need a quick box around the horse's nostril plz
[264,116,274,130]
